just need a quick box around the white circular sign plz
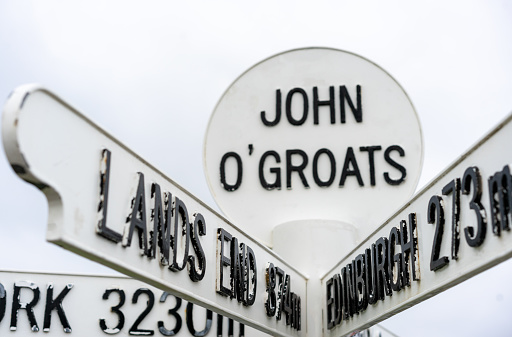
[203,48,423,247]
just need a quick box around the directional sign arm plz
[2,85,307,337]
[321,112,512,336]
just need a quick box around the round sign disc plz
[203,47,423,247]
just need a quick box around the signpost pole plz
[273,220,358,336]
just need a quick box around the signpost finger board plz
[1,85,307,337]
[0,270,251,336]
[0,270,398,337]
[322,112,512,336]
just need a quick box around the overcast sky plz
[1,1,512,336]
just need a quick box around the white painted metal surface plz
[0,271,396,337]
[0,270,265,336]
[203,47,423,247]
[322,112,512,336]
[1,85,306,337]
[8,77,510,336]
[273,220,358,337]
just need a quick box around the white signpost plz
[0,270,250,336]
[1,85,307,337]
[203,48,424,336]
[322,112,512,336]
[3,49,512,337]
[204,48,423,247]
[0,270,395,337]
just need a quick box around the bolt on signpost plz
[4,48,512,337]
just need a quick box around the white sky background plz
[1,1,512,336]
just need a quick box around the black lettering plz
[388,227,402,292]
[488,165,512,236]
[462,166,487,247]
[238,321,245,336]
[286,88,309,126]
[216,228,232,297]
[265,263,277,317]
[149,184,163,260]
[226,317,234,337]
[123,172,149,256]
[313,148,336,187]
[97,149,123,243]
[326,277,336,330]
[374,237,391,300]
[313,86,335,125]
[0,283,5,323]
[428,195,449,271]
[261,89,282,126]
[442,179,461,260]
[292,294,302,331]
[286,149,309,189]
[359,146,382,186]
[384,145,406,185]
[170,197,190,272]
[245,246,257,306]
[341,265,356,318]
[291,292,301,330]
[365,246,377,305]
[99,288,125,334]
[216,315,244,337]
[231,238,244,301]
[188,213,207,282]
[186,302,212,337]
[339,147,364,187]
[11,281,40,332]
[340,85,362,123]
[264,263,298,329]
[220,152,243,191]
[281,274,292,325]
[275,267,285,321]
[216,315,223,337]
[43,283,73,333]
[259,151,282,190]
[158,293,182,336]
[354,254,367,312]
[400,213,420,286]
[152,186,172,266]
[332,274,342,325]
[129,288,155,336]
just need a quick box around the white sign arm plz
[2,85,307,337]
[321,111,512,336]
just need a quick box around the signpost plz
[322,112,512,336]
[203,47,424,335]
[0,270,395,337]
[0,270,250,336]
[3,49,512,337]
[1,85,307,337]
[203,48,423,247]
